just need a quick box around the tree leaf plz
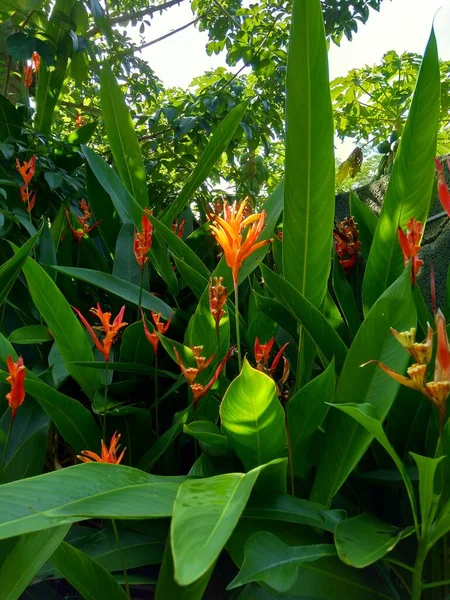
[162,102,248,225]
[50,540,127,600]
[220,359,286,471]
[227,531,336,592]
[362,29,440,311]
[8,325,53,344]
[171,459,285,586]
[311,268,416,507]
[0,526,69,600]
[100,63,148,208]
[283,0,334,307]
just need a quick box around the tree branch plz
[133,17,200,51]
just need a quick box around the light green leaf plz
[410,452,443,536]
[8,325,53,344]
[220,359,286,470]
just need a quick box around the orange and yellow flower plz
[16,156,36,186]
[66,199,102,243]
[208,199,271,284]
[78,432,126,464]
[254,337,290,376]
[74,304,127,362]
[6,356,26,420]
[172,218,185,239]
[134,210,153,269]
[142,309,171,355]
[397,217,423,286]
[435,157,450,218]
[24,65,33,88]
[209,277,227,334]
[363,313,450,430]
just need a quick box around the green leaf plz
[50,266,172,318]
[162,102,248,225]
[1,225,43,307]
[50,540,127,600]
[332,257,360,339]
[85,164,121,255]
[0,463,180,541]
[67,121,98,145]
[227,531,336,592]
[171,459,285,586]
[260,264,348,373]
[326,403,418,529]
[410,452,443,536]
[19,256,102,400]
[112,223,142,286]
[0,526,70,600]
[9,325,53,344]
[220,359,286,471]
[138,408,190,471]
[150,234,178,296]
[362,29,440,311]
[283,0,334,307]
[183,421,230,452]
[99,63,148,208]
[35,0,76,134]
[0,94,23,141]
[173,255,208,299]
[349,191,377,261]
[286,361,335,476]
[311,268,416,507]
[335,513,413,568]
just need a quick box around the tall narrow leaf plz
[100,64,148,208]
[283,0,334,307]
[362,29,440,311]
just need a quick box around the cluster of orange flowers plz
[73,304,127,363]
[134,210,153,270]
[24,52,40,89]
[397,217,423,286]
[16,156,37,213]
[333,216,361,274]
[141,310,171,355]
[66,199,102,243]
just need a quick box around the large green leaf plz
[8,325,52,344]
[260,264,348,374]
[349,191,377,261]
[0,463,180,541]
[0,225,42,307]
[362,29,440,311]
[0,526,69,600]
[227,531,336,592]
[50,266,172,318]
[112,223,142,286]
[0,94,23,141]
[409,452,443,536]
[335,512,414,568]
[162,102,248,225]
[34,0,75,134]
[311,268,416,507]
[171,459,285,586]
[286,361,335,477]
[220,359,286,471]
[100,64,148,208]
[19,256,102,400]
[85,165,121,255]
[283,0,334,307]
[50,540,128,600]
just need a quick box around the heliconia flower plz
[172,218,185,239]
[434,157,450,218]
[24,65,33,88]
[6,356,26,420]
[174,346,234,408]
[333,216,361,274]
[208,199,271,284]
[16,156,36,186]
[78,431,126,464]
[141,309,171,354]
[65,199,102,243]
[20,186,36,213]
[31,52,40,73]
[134,210,153,270]
[254,337,290,374]
[363,310,450,431]
[397,217,423,285]
[192,345,215,372]
[73,304,127,362]
[209,277,227,334]
[76,112,83,127]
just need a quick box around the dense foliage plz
[1,1,450,599]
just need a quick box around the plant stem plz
[102,361,110,440]
[154,352,159,438]
[285,413,295,496]
[0,414,14,484]
[137,267,144,319]
[411,541,428,600]
[76,242,81,268]
[423,577,450,589]
[383,556,415,573]
[233,278,242,371]
[111,519,130,600]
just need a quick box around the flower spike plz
[6,356,26,420]
[397,217,423,285]
[435,157,450,218]
[141,309,171,355]
[134,210,153,269]
[73,304,127,362]
[78,432,126,464]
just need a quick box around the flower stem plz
[137,267,144,320]
[154,352,159,439]
[233,278,242,371]
[411,541,428,600]
[111,519,130,600]
[0,413,14,484]
[102,361,110,440]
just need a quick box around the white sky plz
[132,0,450,158]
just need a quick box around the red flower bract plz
[6,356,26,420]
[397,217,423,285]
[74,304,127,362]
[78,432,126,464]
[134,210,153,269]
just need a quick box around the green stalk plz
[137,267,144,320]
[102,361,110,440]
[154,352,159,438]
[233,278,242,371]
[411,541,428,600]
[0,414,14,484]
[112,519,130,600]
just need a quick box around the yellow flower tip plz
[360,360,376,368]
[390,327,416,348]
